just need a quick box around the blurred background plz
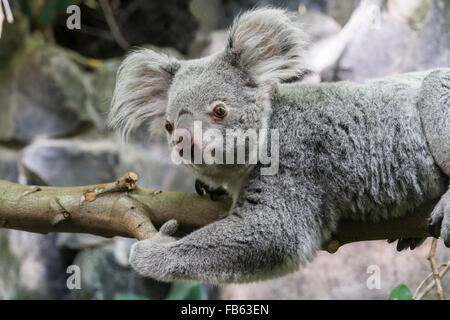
[0,0,449,300]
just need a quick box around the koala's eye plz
[212,103,228,119]
[165,120,174,134]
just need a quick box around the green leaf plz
[165,282,207,300]
[389,284,413,300]
[114,293,149,300]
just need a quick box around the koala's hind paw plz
[195,179,228,201]
[428,188,450,248]
[387,238,426,251]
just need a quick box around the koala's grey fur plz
[109,8,450,284]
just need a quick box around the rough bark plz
[0,173,437,253]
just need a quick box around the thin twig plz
[414,271,435,300]
[414,262,450,300]
[427,238,446,300]
[99,0,130,50]
[423,263,449,298]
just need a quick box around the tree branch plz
[0,173,230,240]
[0,173,437,252]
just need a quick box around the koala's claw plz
[195,179,228,201]
[428,189,450,248]
[390,187,450,251]
[388,238,426,251]
[428,217,441,239]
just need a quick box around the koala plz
[108,8,450,284]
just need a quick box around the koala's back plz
[270,71,448,225]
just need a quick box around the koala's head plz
[109,8,306,181]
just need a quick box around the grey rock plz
[295,10,342,43]
[0,37,87,143]
[0,35,124,142]
[56,233,113,251]
[20,134,193,191]
[0,147,19,182]
[21,138,120,187]
[0,230,70,299]
[335,0,450,82]
[336,14,415,82]
[81,58,121,130]
[71,244,170,300]
[295,9,342,82]
[415,0,450,69]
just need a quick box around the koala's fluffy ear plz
[225,8,307,85]
[108,49,179,139]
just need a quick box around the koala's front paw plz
[428,189,450,248]
[195,179,228,201]
[129,220,180,281]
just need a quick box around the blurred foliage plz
[13,0,198,59]
[114,282,207,300]
[114,293,150,300]
[388,284,413,300]
[165,282,207,300]
[19,0,75,27]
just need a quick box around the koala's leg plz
[429,187,450,248]
[419,69,450,177]
[402,69,450,250]
[129,177,324,283]
[195,179,228,201]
